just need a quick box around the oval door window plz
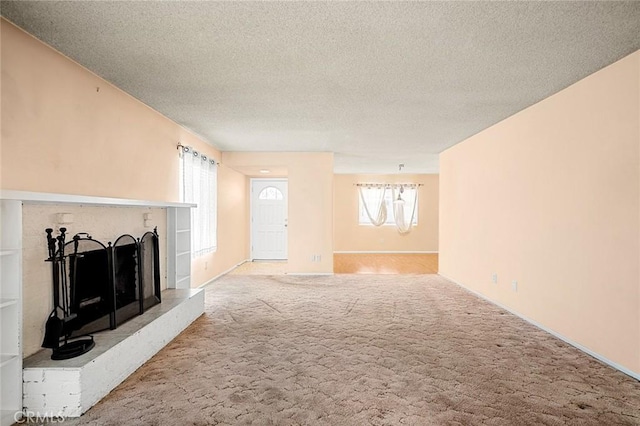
[258,186,284,200]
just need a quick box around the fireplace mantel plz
[0,190,196,208]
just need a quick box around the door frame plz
[250,178,288,260]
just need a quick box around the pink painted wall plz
[440,51,640,375]
[0,19,248,285]
[333,174,439,252]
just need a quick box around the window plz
[358,186,418,226]
[258,186,283,200]
[179,145,217,257]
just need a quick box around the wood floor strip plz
[333,253,439,274]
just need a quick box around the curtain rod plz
[354,183,423,188]
[177,143,219,165]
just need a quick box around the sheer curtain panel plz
[392,186,418,234]
[358,186,388,226]
[179,145,217,257]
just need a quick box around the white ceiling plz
[2,1,639,174]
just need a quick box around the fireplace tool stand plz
[42,227,95,360]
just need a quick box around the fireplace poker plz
[57,228,69,322]
[72,235,80,316]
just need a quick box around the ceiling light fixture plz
[259,169,270,174]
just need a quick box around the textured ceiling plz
[2,1,640,174]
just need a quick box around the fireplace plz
[43,228,162,359]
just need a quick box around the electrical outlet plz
[316,255,321,262]
[511,280,518,292]
[492,273,498,284]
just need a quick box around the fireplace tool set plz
[42,227,95,360]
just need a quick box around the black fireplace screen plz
[140,231,161,311]
[112,235,141,328]
[55,229,161,340]
[67,237,111,336]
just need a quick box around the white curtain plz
[359,186,388,226]
[180,146,217,257]
[392,186,418,235]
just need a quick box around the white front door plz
[251,179,288,260]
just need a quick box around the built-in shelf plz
[0,199,22,425]
[0,299,18,309]
[168,207,192,289]
[176,276,191,287]
[0,354,19,368]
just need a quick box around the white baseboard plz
[286,272,334,276]
[438,273,640,382]
[333,251,439,254]
[199,259,250,287]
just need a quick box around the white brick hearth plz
[22,288,204,417]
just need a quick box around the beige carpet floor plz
[59,274,639,425]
